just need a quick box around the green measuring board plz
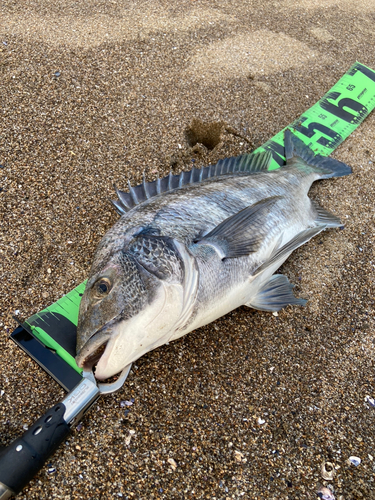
[15,61,375,382]
[24,281,87,374]
[257,61,375,169]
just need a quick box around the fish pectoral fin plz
[195,196,282,259]
[246,274,307,312]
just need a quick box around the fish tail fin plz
[284,129,352,179]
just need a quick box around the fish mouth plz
[76,322,116,373]
[79,340,108,371]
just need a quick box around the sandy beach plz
[1,1,375,498]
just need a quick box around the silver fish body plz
[76,130,351,380]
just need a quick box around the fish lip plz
[76,319,118,370]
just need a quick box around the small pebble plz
[124,430,135,446]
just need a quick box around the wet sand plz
[1,1,375,499]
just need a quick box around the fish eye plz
[93,278,112,298]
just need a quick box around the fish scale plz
[146,171,306,245]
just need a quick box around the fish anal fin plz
[255,225,324,275]
[312,200,342,227]
[246,274,307,312]
[194,196,281,259]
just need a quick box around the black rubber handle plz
[0,403,70,496]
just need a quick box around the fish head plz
[76,228,197,380]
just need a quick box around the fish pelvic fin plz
[246,274,307,312]
[193,196,281,259]
[284,129,352,179]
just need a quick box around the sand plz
[0,0,375,499]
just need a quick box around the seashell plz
[321,461,335,480]
[317,485,335,500]
[348,456,361,466]
[365,395,375,407]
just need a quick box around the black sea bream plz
[75,130,351,380]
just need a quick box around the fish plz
[75,130,351,380]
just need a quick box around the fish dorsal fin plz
[284,129,352,179]
[111,151,272,214]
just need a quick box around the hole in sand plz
[185,119,223,150]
